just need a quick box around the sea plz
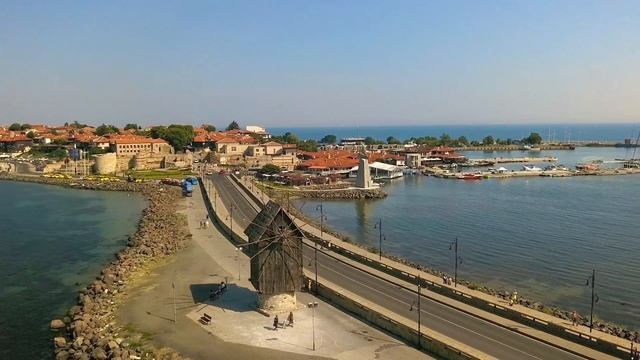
[295,146,640,330]
[270,123,640,143]
[0,181,146,359]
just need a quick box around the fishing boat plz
[457,173,482,180]
[522,165,542,171]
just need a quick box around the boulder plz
[53,337,67,348]
[51,319,66,329]
[55,350,70,360]
[91,347,108,360]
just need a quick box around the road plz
[208,174,587,360]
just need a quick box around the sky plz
[1,0,639,128]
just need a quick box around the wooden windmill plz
[244,201,304,302]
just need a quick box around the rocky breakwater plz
[273,187,386,200]
[46,183,190,360]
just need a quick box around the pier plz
[426,166,640,179]
[464,156,558,166]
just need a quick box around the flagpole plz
[589,269,595,333]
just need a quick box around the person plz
[571,311,578,326]
[204,219,209,229]
[273,315,279,330]
[287,312,294,327]
[220,281,226,292]
[510,290,518,306]
[442,274,447,284]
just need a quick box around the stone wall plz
[94,153,117,175]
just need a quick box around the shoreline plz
[0,174,191,360]
[269,190,640,342]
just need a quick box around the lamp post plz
[315,202,327,296]
[449,237,462,287]
[586,269,598,333]
[235,246,243,281]
[418,274,422,345]
[374,218,385,260]
[308,301,318,351]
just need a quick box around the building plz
[245,125,271,139]
[245,201,303,313]
[350,161,404,180]
[340,137,366,146]
[109,137,173,156]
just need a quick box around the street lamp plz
[308,301,319,351]
[449,237,462,287]
[235,246,243,281]
[225,204,235,238]
[585,269,599,333]
[315,202,327,296]
[374,218,385,260]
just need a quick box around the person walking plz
[571,311,579,326]
[287,312,294,327]
[273,315,279,330]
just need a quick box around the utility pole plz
[172,280,176,323]
[450,237,461,287]
[308,302,318,351]
[417,274,422,345]
[315,201,324,296]
[375,218,383,260]
[229,203,234,238]
[590,269,595,333]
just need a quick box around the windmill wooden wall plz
[245,201,303,295]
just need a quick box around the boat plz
[458,173,482,180]
[522,165,542,171]
[576,163,599,171]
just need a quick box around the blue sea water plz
[0,181,145,359]
[295,147,640,330]
[270,123,640,142]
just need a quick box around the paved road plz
[208,174,587,360]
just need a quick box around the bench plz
[199,313,212,325]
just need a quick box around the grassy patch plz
[127,169,195,180]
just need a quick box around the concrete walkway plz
[189,184,434,360]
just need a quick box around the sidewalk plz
[237,176,626,360]
[191,183,434,360]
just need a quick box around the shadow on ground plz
[189,283,258,312]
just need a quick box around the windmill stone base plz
[258,292,297,314]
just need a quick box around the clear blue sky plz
[1,0,639,127]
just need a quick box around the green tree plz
[320,134,337,144]
[70,121,87,129]
[8,123,21,131]
[439,133,452,146]
[52,138,68,145]
[124,123,139,130]
[26,132,36,139]
[282,132,299,144]
[298,139,318,152]
[387,136,401,144]
[226,121,240,131]
[524,132,543,145]
[161,125,195,151]
[149,126,167,139]
[364,136,377,145]
[203,124,216,132]
[457,136,469,146]
[96,124,119,136]
[482,135,495,145]
[88,147,108,155]
[259,164,281,175]
[20,124,32,130]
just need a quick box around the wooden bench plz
[199,313,212,325]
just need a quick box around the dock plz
[465,156,558,166]
[425,167,640,180]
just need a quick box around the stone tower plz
[356,147,373,189]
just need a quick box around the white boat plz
[522,165,542,171]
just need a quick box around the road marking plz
[305,254,550,360]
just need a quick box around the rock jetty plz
[0,175,191,360]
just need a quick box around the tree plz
[482,135,495,145]
[226,121,240,131]
[259,164,281,175]
[148,126,167,139]
[387,136,401,144]
[26,132,36,139]
[281,132,299,144]
[20,124,32,130]
[124,123,139,130]
[457,136,469,146]
[203,124,216,132]
[524,132,543,145]
[320,134,337,144]
[364,136,377,145]
[96,124,119,136]
[70,121,87,129]
[298,139,318,152]
[53,138,68,145]
[161,124,195,151]
[439,133,452,146]
[8,123,21,131]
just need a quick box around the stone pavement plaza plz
[186,185,434,360]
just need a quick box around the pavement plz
[206,173,624,360]
[184,184,435,360]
